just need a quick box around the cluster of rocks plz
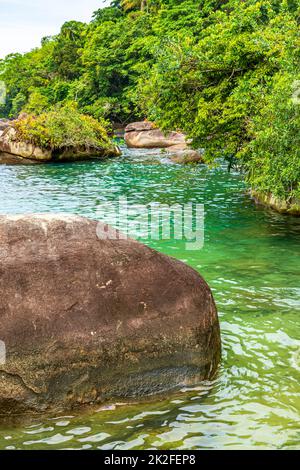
[0,118,202,165]
[124,121,203,164]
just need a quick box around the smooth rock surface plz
[0,152,42,165]
[125,121,186,149]
[166,144,204,164]
[125,122,203,163]
[0,214,221,415]
[0,127,52,161]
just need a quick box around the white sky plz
[0,0,107,58]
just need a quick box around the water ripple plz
[0,148,299,449]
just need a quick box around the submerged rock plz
[0,214,221,415]
[165,144,204,164]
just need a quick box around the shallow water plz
[0,147,299,450]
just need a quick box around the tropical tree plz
[52,21,86,80]
[0,0,299,206]
[121,0,148,12]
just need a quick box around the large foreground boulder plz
[0,214,221,415]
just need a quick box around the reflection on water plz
[0,147,299,449]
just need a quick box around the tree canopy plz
[0,0,299,203]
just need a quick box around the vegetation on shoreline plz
[12,104,112,151]
[0,0,299,205]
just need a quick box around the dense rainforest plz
[0,0,299,208]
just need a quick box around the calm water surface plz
[0,147,299,449]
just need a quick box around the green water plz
[0,147,299,450]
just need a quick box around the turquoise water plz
[0,147,299,450]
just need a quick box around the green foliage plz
[11,92,27,116]
[0,0,299,204]
[24,91,50,114]
[13,103,112,150]
[52,21,86,80]
[137,0,300,201]
[245,72,300,201]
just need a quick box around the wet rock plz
[251,190,300,216]
[0,214,221,415]
[0,152,42,165]
[166,144,204,164]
